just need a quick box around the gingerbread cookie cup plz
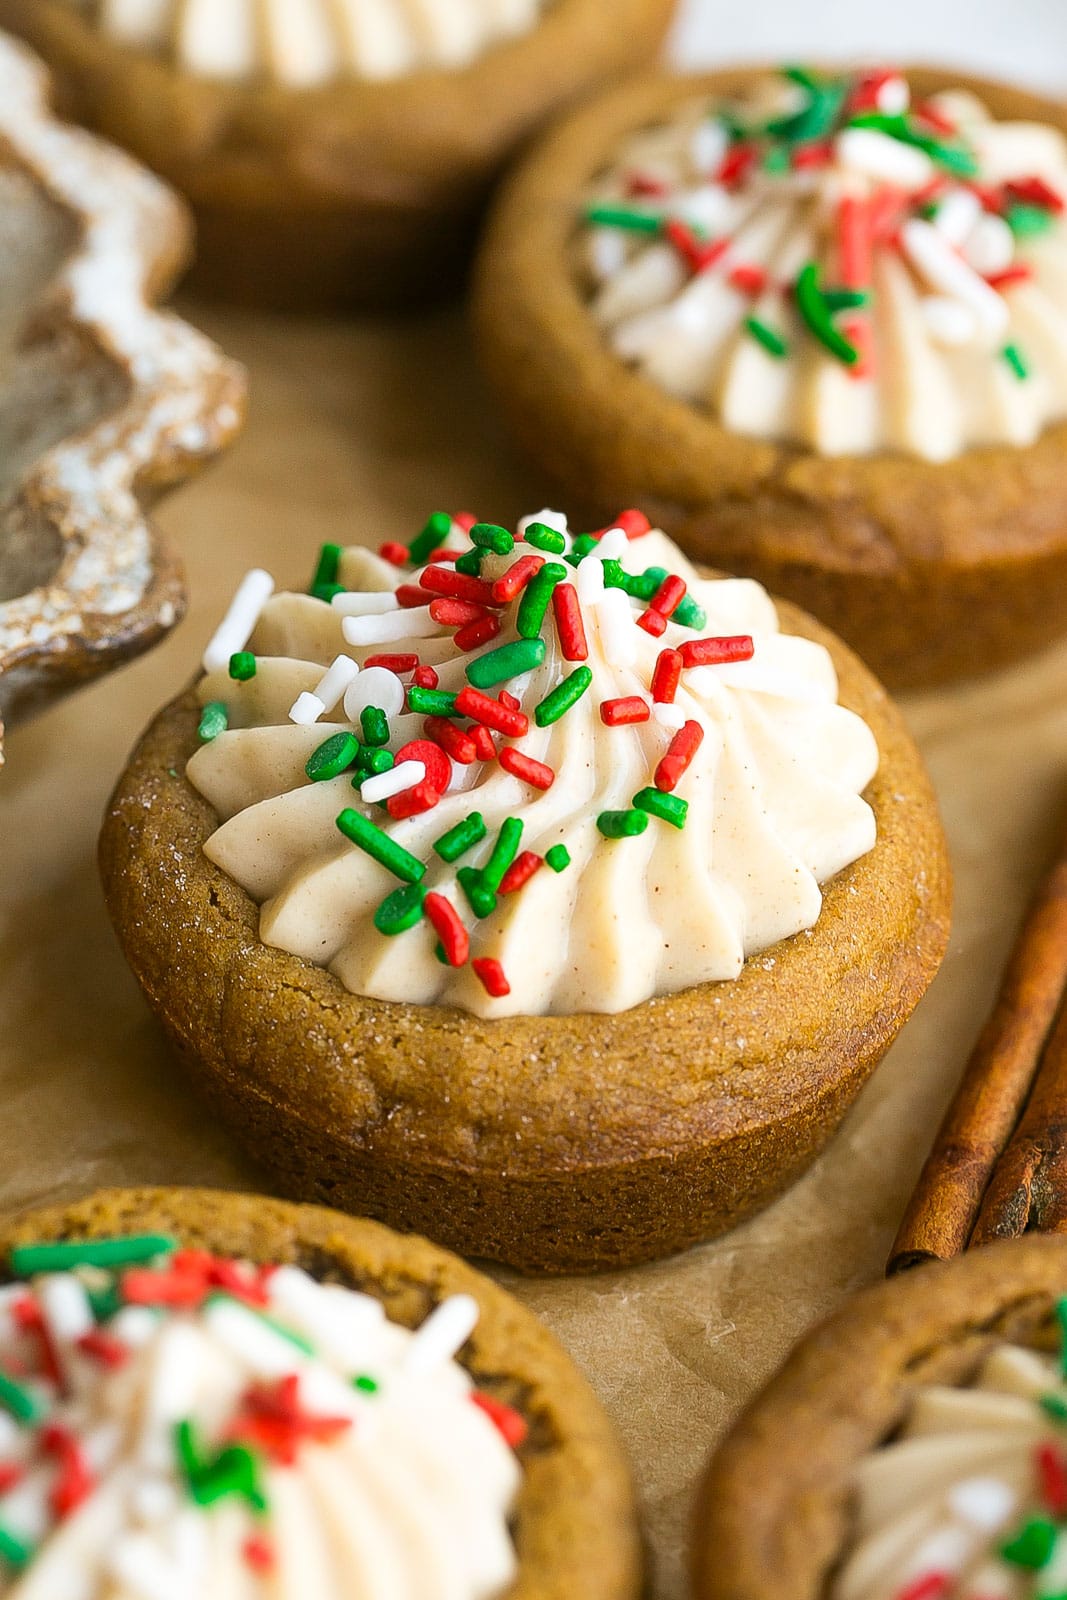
[99,597,950,1276]
[1,0,676,309]
[0,1184,641,1598]
[474,68,1067,689]
[692,1237,1067,1600]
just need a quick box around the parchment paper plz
[3,301,1066,1599]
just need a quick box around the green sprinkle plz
[310,542,341,593]
[545,844,571,873]
[766,77,846,144]
[845,112,979,176]
[306,732,360,783]
[466,637,546,689]
[620,569,660,602]
[673,594,707,630]
[228,651,256,681]
[86,1282,122,1323]
[1002,1517,1058,1570]
[523,522,566,555]
[353,1374,380,1395]
[11,1234,177,1274]
[360,705,390,747]
[374,882,426,935]
[569,534,599,560]
[762,145,791,174]
[0,1369,42,1426]
[336,809,425,883]
[454,549,484,576]
[481,817,523,893]
[795,261,860,366]
[535,666,593,727]
[744,316,789,359]
[407,686,458,716]
[1003,342,1030,381]
[597,809,649,839]
[178,1423,268,1513]
[1006,202,1055,240]
[516,566,566,639]
[458,866,498,920]
[1058,1300,1067,1373]
[470,522,514,555]
[0,1527,34,1571]
[600,559,627,590]
[1040,1391,1067,1422]
[198,701,228,742]
[633,787,689,829]
[250,1305,315,1356]
[408,512,453,566]
[311,582,346,603]
[352,746,394,780]
[433,812,487,864]
[822,287,870,313]
[585,203,662,234]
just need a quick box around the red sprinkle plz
[499,748,555,790]
[455,615,502,652]
[452,512,478,533]
[587,508,652,542]
[1006,175,1064,212]
[394,583,427,610]
[424,893,470,967]
[424,716,478,765]
[651,648,683,703]
[665,219,729,274]
[426,547,458,564]
[411,664,439,689]
[75,1330,129,1369]
[912,98,957,135]
[679,635,754,668]
[364,653,418,673]
[243,1535,276,1575]
[0,1464,24,1494]
[229,1375,351,1467]
[499,851,544,894]
[655,720,704,793]
[419,564,498,607]
[553,583,588,661]
[625,170,670,198]
[13,1295,63,1388]
[650,574,686,618]
[728,263,768,296]
[471,1391,528,1447]
[455,686,529,738]
[42,1426,94,1519]
[637,608,668,637]
[791,140,833,170]
[717,142,757,187]
[600,696,650,726]
[891,1575,951,1600]
[386,779,442,820]
[491,554,545,604]
[394,738,451,793]
[378,542,408,566]
[471,958,511,998]
[1037,1441,1067,1516]
[469,724,497,762]
[499,690,521,712]
[429,597,486,626]
[985,264,1034,291]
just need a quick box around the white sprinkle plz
[108,1532,185,1600]
[576,553,606,604]
[901,218,1010,341]
[671,183,732,236]
[691,119,729,176]
[312,654,360,713]
[131,1479,180,1528]
[836,127,934,188]
[343,666,406,721]
[360,760,426,803]
[201,1298,301,1379]
[201,569,274,672]
[289,691,326,726]
[267,1267,384,1366]
[588,227,628,281]
[330,590,400,617]
[406,1294,479,1375]
[962,211,1015,277]
[948,1476,1016,1531]
[109,1307,161,1350]
[932,187,983,245]
[596,586,638,668]
[653,702,687,730]
[595,528,628,561]
[343,608,440,645]
[921,295,978,346]
[518,508,568,537]
[876,74,910,115]
[38,1274,93,1349]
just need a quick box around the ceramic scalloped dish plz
[0,31,245,768]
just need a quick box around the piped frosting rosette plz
[62,0,547,85]
[187,509,877,1019]
[836,1313,1067,1600]
[580,66,1067,461]
[0,1232,522,1596]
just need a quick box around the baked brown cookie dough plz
[0,1185,641,1598]
[473,68,1067,689]
[692,1237,1067,1600]
[98,594,950,1276]
[0,0,677,309]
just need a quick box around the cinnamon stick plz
[887,832,1067,1275]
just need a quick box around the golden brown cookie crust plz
[473,67,1067,689]
[0,1184,642,1600]
[692,1236,1067,1600]
[0,0,677,308]
[98,596,951,1275]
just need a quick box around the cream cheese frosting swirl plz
[186,509,878,1020]
[61,0,548,85]
[835,1331,1067,1600]
[0,1232,522,1597]
[579,67,1067,461]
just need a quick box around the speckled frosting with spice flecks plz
[579,66,1067,461]
[0,1232,523,1595]
[184,509,878,1019]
